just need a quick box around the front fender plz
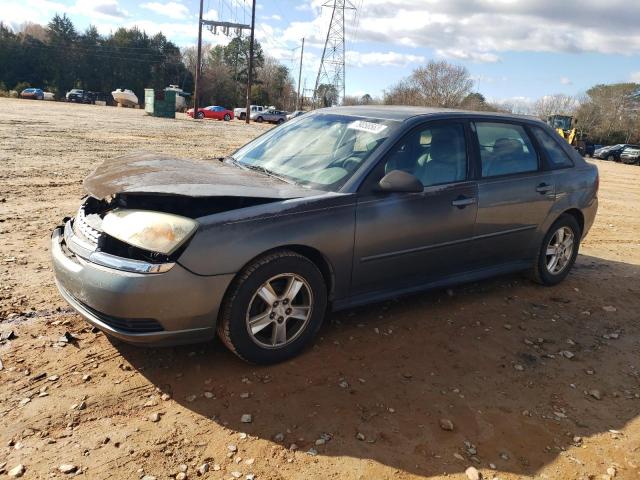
[177,193,357,301]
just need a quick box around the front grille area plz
[73,205,102,246]
[80,301,164,333]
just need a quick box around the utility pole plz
[296,37,305,111]
[193,0,204,118]
[245,0,256,124]
[194,7,250,119]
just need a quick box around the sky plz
[2,0,640,105]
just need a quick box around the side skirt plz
[332,260,530,311]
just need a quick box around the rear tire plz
[607,154,614,161]
[530,214,581,286]
[256,116,264,123]
[217,250,327,364]
[277,118,285,124]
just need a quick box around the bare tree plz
[181,43,212,77]
[256,56,296,110]
[385,60,473,108]
[19,22,49,42]
[575,83,640,144]
[342,93,379,106]
[531,94,577,120]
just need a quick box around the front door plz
[351,121,478,298]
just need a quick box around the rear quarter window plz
[531,126,574,169]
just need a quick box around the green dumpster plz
[144,88,176,119]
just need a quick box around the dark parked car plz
[20,88,44,100]
[594,144,638,161]
[66,89,98,104]
[52,106,599,364]
[581,142,600,158]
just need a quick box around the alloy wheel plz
[245,273,313,349]
[545,226,575,275]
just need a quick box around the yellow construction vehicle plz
[547,114,577,145]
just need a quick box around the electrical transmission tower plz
[313,0,356,107]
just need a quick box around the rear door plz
[470,121,555,267]
[351,120,478,297]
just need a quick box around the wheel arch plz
[220,244,336,309]
[561,208,584,235]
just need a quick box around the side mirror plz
[377,170,423,193]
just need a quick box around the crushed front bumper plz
[51,223,234,346]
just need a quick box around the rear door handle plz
[451,196,476,208]
[536,183,553,194]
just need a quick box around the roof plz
[318,105,542,124]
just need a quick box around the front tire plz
[607,154,614,161]
[530,214,581,286]
[196,111,204,119]
[217,250,327,364]
[224,113,231,121]
[256,116,264,123]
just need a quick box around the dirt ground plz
[0,97,639,480]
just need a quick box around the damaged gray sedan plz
[52,106,598,363]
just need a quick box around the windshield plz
[233,113,398,191]
[548,116,573,130]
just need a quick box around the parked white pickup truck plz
[234,104,265,120]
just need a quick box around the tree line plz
[347,59,640,146]
[2,16,638,142]
[0,15,297,110]
[0,15,189,102]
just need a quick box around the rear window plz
[531,126,573,169]
[474,122,538,178]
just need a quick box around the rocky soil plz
[0,98,639,479]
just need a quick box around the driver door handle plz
[451,196,476,208]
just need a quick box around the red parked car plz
[187,105,234,121]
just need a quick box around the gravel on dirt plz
[1,98,639,480]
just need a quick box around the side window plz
[475,122,538,178]
[384,123,467,187]
[530,126,574,169]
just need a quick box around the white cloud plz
[262,14,282,21]
[489,96,536,114]
[95,19,226,46]
[0,0,132,30]
[347,50,425,67]
[141,2,190,20]
[202,9,218,21]
[435,48,499,63]
[0,0,67,30]
[287,0,640,63]
[560,76,573,85]
[74,0,129,19]
[631,72,640,82]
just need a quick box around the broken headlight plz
[101,209,198,256]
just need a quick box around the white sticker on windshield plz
[347,120,387,134]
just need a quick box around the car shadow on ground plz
[116,253,640,477]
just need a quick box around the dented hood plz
[83,151,322,199]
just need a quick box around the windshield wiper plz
[243,164,294,185]
[223,155,241,166]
